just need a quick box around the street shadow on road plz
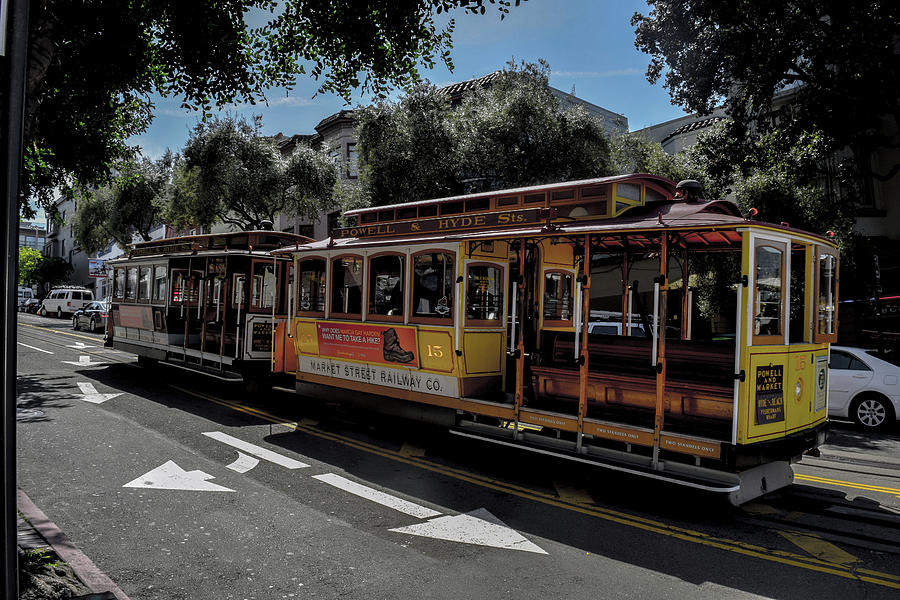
[15,374,80,422]
[257,409,900,600]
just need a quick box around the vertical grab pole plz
[514,239,527,433]
[577,235,591,453]
[235,279,243,360]
[732,284,743,446]
[574,269,582,360]
[651,235,668,469]
[509,278,518,354]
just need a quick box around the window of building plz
[466,263,503,325]
[297,258,326,314]
[331,255,363,317]
[411,252,454,322]
[543,270,573,325]
[138,266,152,301]
[368,254,404,319]
[347,143,358,178]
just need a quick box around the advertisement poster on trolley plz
[316,322,420,368]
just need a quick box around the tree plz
[354,61,614,206]
[632,1,900,185]
[169,115,337,231]
[73,154,172,255]
[17,247,43,286]
[32,257,73,292]
[7,0,524,219]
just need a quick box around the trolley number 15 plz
[426,345,444,358]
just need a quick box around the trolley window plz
[152,266,167,302]
[125,267,138,301]
[753,241,785,344]
[368,253,404,320]
[171,269,201,305]
[297,258,326,314]
[331,255,363,318]
[814,247,838,343]
[251,261,276,311]
[411,252,454,323]
[114,268,125,300]
[543,270,573,326]
[232,274,246,309]
[138,266,152,301]
[466,263,504,326]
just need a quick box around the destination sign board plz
[333,207,549,240]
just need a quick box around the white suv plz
[40,287,95,318]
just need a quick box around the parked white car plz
[829,346,900,430]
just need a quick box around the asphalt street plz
[15,312,900,600]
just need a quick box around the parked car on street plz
[39,286,94,317]
[71,300,109,333]
[20,297,41,313]
[829,346,900,430]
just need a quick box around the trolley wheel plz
[136,355,159,369]
[89,317,97,332]
[850,394,894,430]
[244,374,272,395]
[71,316,79,331]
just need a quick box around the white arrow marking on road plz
[17,342,54,354]
[390,508,547,554]
[62,355,105,367]
[68,342,97,349]
[202,431,309,469]
[226,452,260,474]
[123,460,234,492]
[76,382,122,404]
[313,473,442,519]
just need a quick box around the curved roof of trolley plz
[112,230,312,262]
[341,173,676,217]
[275,174,836,253]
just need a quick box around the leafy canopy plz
[632,1,900,179]
[169,115,337,231]
[354,61,613,206]
[14,0,524,218]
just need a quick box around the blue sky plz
[131,0,689,159]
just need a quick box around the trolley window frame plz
[464,261,506,328]
[752,239,787,346]
[409,249,456,326]
[329,253,365,320]
[367,251,406,323]
[295,255,328,317]
[813,245,839,344]
[541,267,575,328]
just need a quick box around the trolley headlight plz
[795,380,803,399]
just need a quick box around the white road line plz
[226,452,260,474]
[313,473,442,519]
[202,431,309,469]
[17,342,53,354]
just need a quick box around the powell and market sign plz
[334,207,550,240]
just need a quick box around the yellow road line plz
[795,474,900,498]
[19,322,103,343]
[172,385,900,589]
[778,531,859,565]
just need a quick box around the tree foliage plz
[169,115,337,231]
[73,155,172,255]
[10,0,524,219]
[632,1,900,182]
[355,61,614,206]
[18,247,43,286]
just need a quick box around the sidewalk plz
[17,489,128,600]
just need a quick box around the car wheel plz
[71,316,79,330]
[89,317,96,332]
[38,307,45,316]
[56,307,62,318]
[850,395,894,430]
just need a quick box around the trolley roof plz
[276,174,836,254]
[110,230,312,262]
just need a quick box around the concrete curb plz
[17,489,131,600]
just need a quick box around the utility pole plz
[1,0,29,597]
